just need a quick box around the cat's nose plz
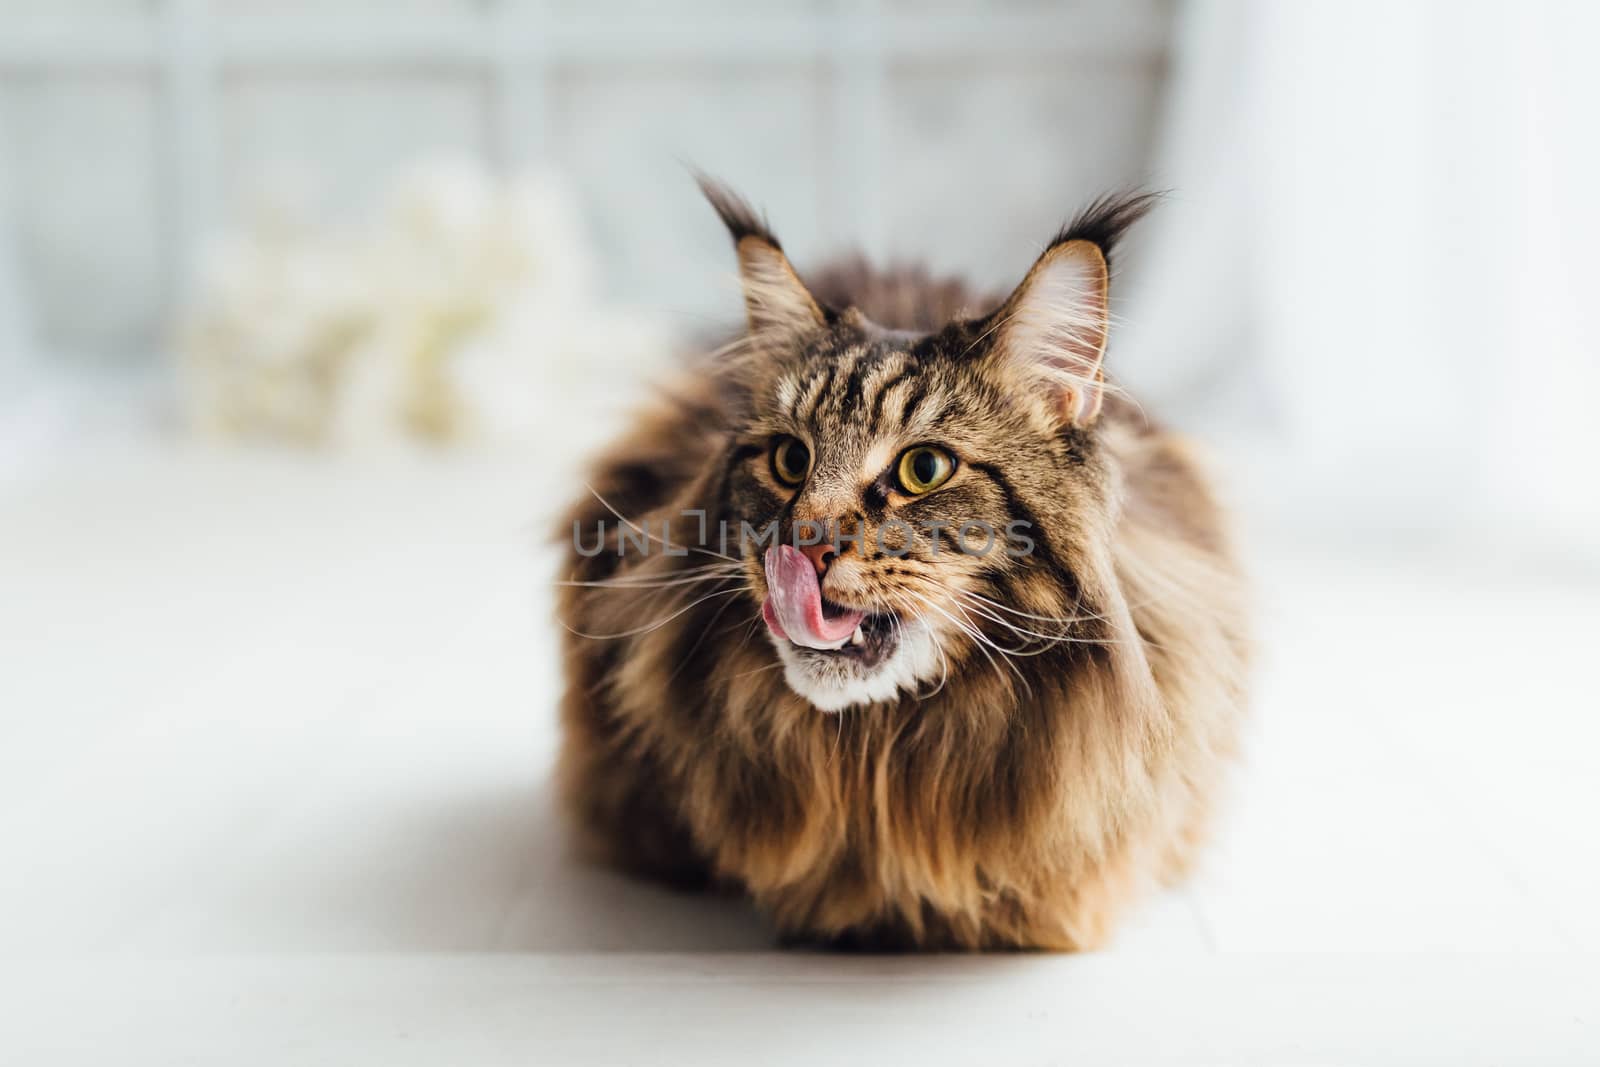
[798,541,836,576]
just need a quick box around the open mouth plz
[805,601,900,667]
[761,546,902,669]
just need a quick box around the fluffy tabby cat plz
[555,179,1248,951]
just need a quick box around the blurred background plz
[3,1,1596,553]
[1,0,1184,466]
[3,2,1600,1054]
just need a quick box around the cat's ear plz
[987,192,1158,427]
[697,175,825,342]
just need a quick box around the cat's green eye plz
[896,446,956,495]
[771,436,811,487]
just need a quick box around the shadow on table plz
[280,775,773,952]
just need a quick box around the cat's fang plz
[850,624,865,646]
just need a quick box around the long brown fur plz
[554,183,1249,951]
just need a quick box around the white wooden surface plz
[1,442,1598,1063]
[5,955,1597,1065]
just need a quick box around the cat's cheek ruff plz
[769,617,942,713]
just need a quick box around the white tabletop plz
[3,442,1596,1063]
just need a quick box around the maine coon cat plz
[555,179,1249,950]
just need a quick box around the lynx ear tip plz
[694,171,782,251]
[1047,189,1163,271]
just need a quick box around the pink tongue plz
[762,545,865,650]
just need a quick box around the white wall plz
[1123,0,1600,558]
[0,1,1175,365]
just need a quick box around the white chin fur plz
[769,617,943,713]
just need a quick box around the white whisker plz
[559,584,744,641]
[902,588,1029,698]
[583,482,739,563]
[557,563,745,590]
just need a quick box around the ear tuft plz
[695,173,783,250]
[985,191,1158,427]
[696,173,825,341]
[1048,190,1162,274]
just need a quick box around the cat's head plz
[701,178,1155,712]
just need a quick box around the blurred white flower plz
[179,157,666,451]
